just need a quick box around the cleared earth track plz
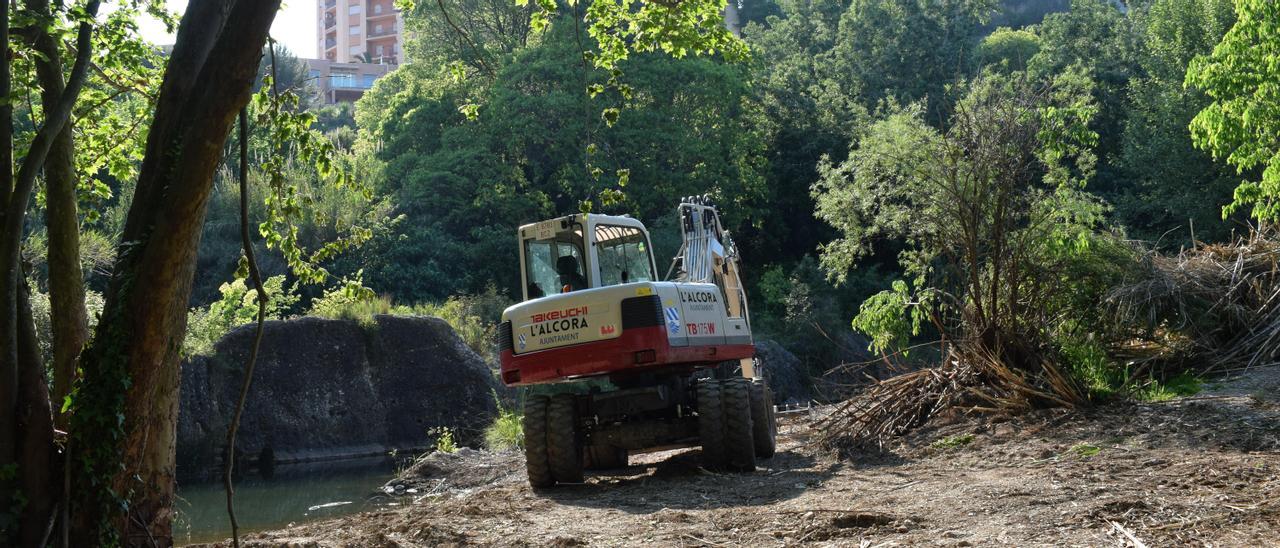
[205,369,1280,547]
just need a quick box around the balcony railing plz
[329,76,376,90]
[367,27,396,38]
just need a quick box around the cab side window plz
[595,225,654,287]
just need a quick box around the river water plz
[174,457,398,545]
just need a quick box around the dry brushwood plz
[1107,230,1280,372]
[816,342,1085,450]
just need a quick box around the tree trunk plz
[0,0,18,529]
[68,1,280,544]
[15,273,56,548]
[21,0,90,430]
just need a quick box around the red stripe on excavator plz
[500,325,753,386]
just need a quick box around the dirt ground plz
[206,366,1280,547]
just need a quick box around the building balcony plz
[329,78,375,91]
[325,0,336,9]
[324,37,337,49]
[367,27,396,38]
[324,16,336,28]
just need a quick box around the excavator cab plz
[517,214,658,300]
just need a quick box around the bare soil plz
[200,366,1280,547]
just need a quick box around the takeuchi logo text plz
[532,306,589,323]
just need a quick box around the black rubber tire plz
[547,394,583,484]
[749,379,778,459]
[696,380,727,469]
[584,445,628,470]
[522,396,554,488]
[722,378,757,472]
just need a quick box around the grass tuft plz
[484,390,524,451]
[930,433,975,450]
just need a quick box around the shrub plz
[309,285,513,362]
[483,391,523,451]
[184,275,299,356]
[431,427,458,453]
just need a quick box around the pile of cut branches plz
[815,342,1084,451]
[1108,230,1280,371]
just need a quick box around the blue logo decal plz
[665,307,681,335]
[517,333,527,350]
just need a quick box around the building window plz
[375,44,384,55]
[374,3,383,14]
[349,25,360,35]
[375,24,383,34]
[349,45,362,56]
[309,69,321,80]
[362,74,377,88]
[348,4,360,14]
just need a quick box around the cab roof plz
[517,213,646,235]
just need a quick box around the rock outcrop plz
[754,340,813,405]
[178,315,499,478]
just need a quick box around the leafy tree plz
[1185,0,1280,221]
[1116,0,1238,243]
[740,0,863,265]
[1029,0,1138,196]
[813,70,1103,369]
[975,26,1041,72]
[354,15,766,300]
[829,0,1000,118]
[399,0,536,77]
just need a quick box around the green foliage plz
[412,288,513,361]
[1135,372,1203,402]
[184,276,299,357]
[1069,442,1101,458]
[398,0,535,76]
[814,71,1105,363]
[930,433,975,449]
[26,281,104,367]
[251,70,373,286]
[975,27,1042,72]
[851,280,934,356]
[1113,0,1238,244]
[353,16,766,300]
[431,426,460,453]
[305,277,382,322]
[1185,0,1280,221]
[1059,335,1123,399]
[484,391,524,451]
[830,0,999,115]
[309,284,512,361]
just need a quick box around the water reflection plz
[175,456,397,545]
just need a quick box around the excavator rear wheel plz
[547,394,583,484]
[522,396,553,488]
[722,378,757,472]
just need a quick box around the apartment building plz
[317,0,404,65]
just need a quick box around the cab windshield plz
[523,224,585,300]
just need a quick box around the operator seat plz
[556,255,588,292]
